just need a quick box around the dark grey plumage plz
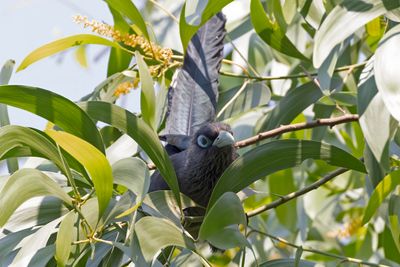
[150,123,237,207]
[149,13,236,207]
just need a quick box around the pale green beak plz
[212,131,235,148]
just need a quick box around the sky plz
[0,0,143,129]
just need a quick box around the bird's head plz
[189,122,235,156]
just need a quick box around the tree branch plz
[220,61,367,81]
[235,114,359,148]
[247,167,349,217]
[148,114,359,170]
[247,228,390,267]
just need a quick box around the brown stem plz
[220,61,367,81]
[235,114,359,148]
[247,167,349,217]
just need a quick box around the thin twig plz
[247,167,349,217]
[220,61,367,81]
[235,114,359,148]
[216,79,250,119]
[247,228,389,267]
[148,0,179,23]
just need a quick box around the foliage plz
[1,0,400,266]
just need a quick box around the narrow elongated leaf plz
[313,0,400,67]
[0,169,72,227]
[142,191,197,227]
[374,24,400,122]
[11,218,62,266]
[112,157,150,202]
[17,34,119,71]
[257,82,322,132]
[107,6,133,76]
[46,130,113,216]
[362,170,400,224]
[136,51,156,129]
[0,60,18,173]
[0,59,14,84]
[179,0,233,51]
[79,101,181,209]
[358,57,394,165]
[199,192,247,249]
[251,0,308,60]
[135,217,195,262]
[55,211,77,266]
[0,85,104,152]
[389,194,400,253]
[208,140,366,208]
[105,0,150,40]
[0,126,66,173]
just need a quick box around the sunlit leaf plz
[55,211,77,266]
[0,168,71,227]
[374,24,400,122]
[313,0,400,67]
[0,60,18,173]
[79,101,181,209]
[362,170,400,224]
[46,130,113,216]
[136,51,156,129]
[389,193,400,253]
[17,34,119,71]
[0,85,104,152]
[260,258,316,267]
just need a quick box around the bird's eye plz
[197,135,212,148]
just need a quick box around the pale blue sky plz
[0,0,142,129]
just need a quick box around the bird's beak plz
[212,131,235,148]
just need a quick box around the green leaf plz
[0,85,104,153]
[374,24,400,122]
[269,169,297,231]
[257,82,322,132]
[112,157,150,202]
[313,0,400,67]
[208,139,366,208]
[179,0,233,51]
[199,192,247,249]
[112,157,150,217]
[135,217,195,263]
[250,0,307,60]
[46,130,113,217]
[217,81,271,120]
[362,170,400,224]
[358,57,394,165]
[79,101,181,209]
[0,169,72,227]
[260,258,316,267]
[17,34,120,71]
[142,191,197,227]
[136,51,156,129]
[0,60,18,173]
[55,211,77,267]
[389,193,400,253]
[0,59,14,84]
[105,0,150,40]
[0,126,67,174]
[107,6,133,77]
[11,218,61,266]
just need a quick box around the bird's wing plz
[162,12,227,148]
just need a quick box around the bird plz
[148,12,237,208]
